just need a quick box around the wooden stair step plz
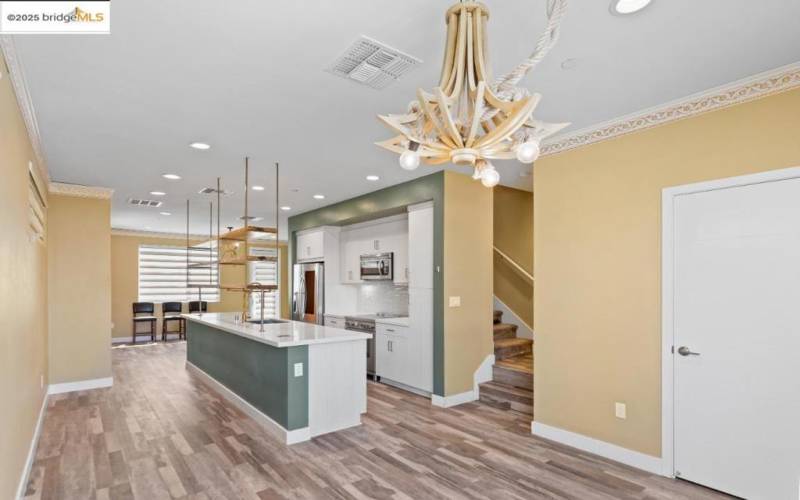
[493,310,503,324]
[494,337,532,360]
[493,354,533,390]
[493,323,518,340]
[479,381,533,415]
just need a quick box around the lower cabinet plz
[375,320,432,393]
[324,315,344,329]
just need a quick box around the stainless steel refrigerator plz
[292,262,324,324]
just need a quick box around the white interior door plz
[674,176,800,499]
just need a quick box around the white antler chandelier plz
[377,0,569,187]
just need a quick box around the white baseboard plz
[493,296,534,340]
[531,421,665,476]
[186,361,310,445]
[431,353,495,408]
[380,378,431,398]
[15,392,48,500]
[431,390,477,408]
[48,377,113,395]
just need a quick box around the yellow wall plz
[111,234,290,339]
[47,195,112,384]
[443,171,494,395]
[0,51,50,500]
[534,88,800,456]
[493,186,533,327]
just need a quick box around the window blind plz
[138,244,220,302]
[249,248,279,319]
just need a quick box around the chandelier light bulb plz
[516,139,541,164]
[399,149,420,171]
[480,162,500,188]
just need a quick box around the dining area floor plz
[21,342,729,499]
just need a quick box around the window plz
[138,244,220,302]
[249,247,279,319]
[28,162,46,243]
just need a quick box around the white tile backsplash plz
[355,282,409,316]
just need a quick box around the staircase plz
[479,311,533,415]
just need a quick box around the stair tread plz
[493,323,517,331]
[494,337,532,348]
[495,354,533,374]
[480,381,533,399]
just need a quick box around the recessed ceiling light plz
[280,206,292,211]
[159,212,171,216]
[366,175,380,181]
[610,0,652,15]
[162,173,181,180]
[150,191,166,196]
[560,58,578,70]
[313,194,325,200]
[252,185,265,191]
[290,188,300,193]
[189,142,211,150]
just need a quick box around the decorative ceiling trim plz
[50,182,114,199]
[541,61,800,157]
[0,35,50,185]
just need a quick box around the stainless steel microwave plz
[360,252,393,281]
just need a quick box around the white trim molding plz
[660,165,800,479]
[50,182,114,200]
[532,421,664,476]
[432,353,495,408]
[15,393,48,500]
[542,62,800,157]
[48,377,113,395]
[0,36,50,186]
[186,361,311,445]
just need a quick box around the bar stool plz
[188,301,208,314]
[161,302,185,341]
[132,302,157,344]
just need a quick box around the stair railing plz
[493,246,534,283]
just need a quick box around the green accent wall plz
[186,322,309,430]
[288,172,446,396]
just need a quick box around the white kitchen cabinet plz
[324,315,344,329]
[339,215,409,284]
[408,288,433,392]
[296,228,325,262]
[408,202,434,289]
[376,326,408,385]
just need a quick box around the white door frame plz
[660,165,800,477]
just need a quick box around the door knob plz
[677,346,700,356]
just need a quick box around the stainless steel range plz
[345,313,405,377]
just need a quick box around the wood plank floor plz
[23,342,730,499]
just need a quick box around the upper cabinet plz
[408,202,434,289]
[296,229,325,261]
[339,215,409,284]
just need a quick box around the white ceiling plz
[13,0,800,235]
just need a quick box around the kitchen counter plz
[184,312,368,445]
[183,312,371,347]
[375,317,410,327]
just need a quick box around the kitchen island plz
[183,312,371,444]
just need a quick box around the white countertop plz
[183,313,371,348]
[375,317,410,327]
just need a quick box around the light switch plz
[294,362,304,377]
[449,296,461,307]
[615,402,626,419]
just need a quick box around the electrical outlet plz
[615,402,627,419]
[449,296,461,307]
[294,362,304,377]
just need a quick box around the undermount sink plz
[246,319,288,325]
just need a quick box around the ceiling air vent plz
[127,198,163,208]
[326,35,422,90]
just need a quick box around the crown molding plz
[542,62,800,157]
[50,182,114,199]
[0,35,50,185]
